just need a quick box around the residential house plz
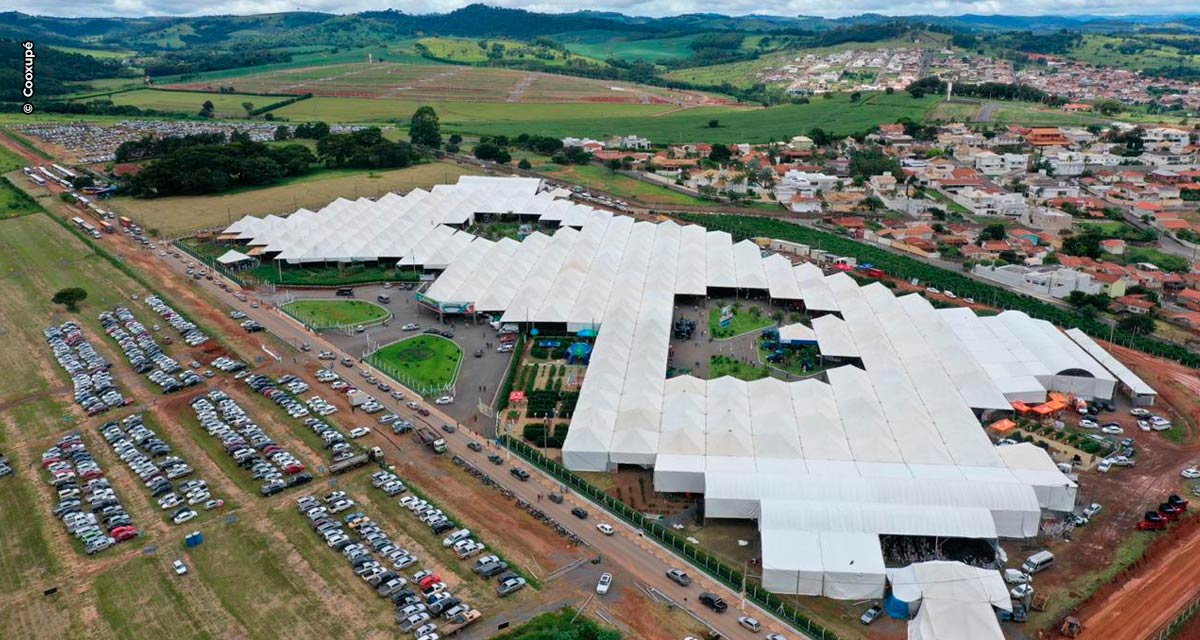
[1111,294,1155,315]
[1030,178,1081,200]
[975,151,1029,176]
[869,173,897,193]
[1177,288,1200,312]
[1144,127,1191,154]
[1045,150,1086,176]
[971,264,1111,299]
[1018,207,1074,232]
[955,186,1029,218]
[562,137,605,152]
[615,135,651,150]
[1100,239,1126,255]
[1026,128,1071,147]
[775,170,839,203]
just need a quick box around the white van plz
[376,294,390,304]
[1021,550,1055,574]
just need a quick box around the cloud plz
[27,0,1200,18]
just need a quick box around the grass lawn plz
[186,519,357,639]
[544,164,713,206]
[0,177,42,220]
[110,161,478,237]
[709,305,774,339]
[494,609,617,639]
[759,342,825,378]
[1123,247,1191,273]
[283,299,390,330]
[0,213,148,404]
[709,355,770,381]
[456,92,941,144]
[0,404,59,591]
[557,30,701,62]
[93,555,221,640]
[369,335,462,394]
[1027,531,1154,630]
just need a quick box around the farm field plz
[542,164,713,206]
[418,36,600,67]
[556,30,702,62]
[161,62,727,106]
[0,177,43,220]
[369,335,462,391]
[282,299,390,329]
[109,90,277,119]
[274,96,681,125]
[457,92,941,143]
[107,161,479,237]
[1069,34,1200,74]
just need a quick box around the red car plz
[417,573,441,589]
[417,408,431,417]
[112,526,139,542]
[283,463,305,474]
[1138,518,1166,531]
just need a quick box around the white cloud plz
[26,0,1200,19]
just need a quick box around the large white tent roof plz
[226,178,1143,601]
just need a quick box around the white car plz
[596,572,612,595]
[173,559,188,575]
[944,291,957,299]
[435,396,454,405]
[1101,425,1123,435]
[1130,408,1150,417]
[1182,468,1200,479]
[1083,503,1103,518]
[1079,419,1099,430]
[1011,583,1034,599]
[925,287,940,294]
[1097,459,1113,473]
[349,427,370,438]
[1137,420,1152,432]
[596,523,615,536]
[497,344,515,353]
[1003,568,1031,585]
[401,323,419,331]
[406,401,419,410]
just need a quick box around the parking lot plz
[268,283,513,429]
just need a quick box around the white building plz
[1045,151,1086,176]
[1144,127,1191,154]
[971,264,1106,300]
[974,151,1029,176]
[774,170,839,203]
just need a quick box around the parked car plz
[497,576,526,596]
[860,605,883,625]
[596,572,612,595]
[173,559,188,575]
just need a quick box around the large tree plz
[409,106,442,148]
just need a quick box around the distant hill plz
[8,7,1200,53]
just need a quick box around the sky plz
[23,0,1200,19]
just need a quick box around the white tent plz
[895,561,1010,640]
[778,322,816,344]
[216,249,252,265]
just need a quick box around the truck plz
[329,447,383,475]
[118,216,133,230]
[440,609,481,636]
[416,428,447,454]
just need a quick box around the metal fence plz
[365,350,458,399]
[1155,590,1200,639]
[502,436,838,640]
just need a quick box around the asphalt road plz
[141,247,803,639]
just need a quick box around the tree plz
[979,223,1007,242]
[708,119,720,128]
[708,144,732,164]
[52,287,88,312]
[241,101,255,115]
[409,106,442,148]
[850,91,862,102]
[273,125,291,141]
[1117,314,1155,336]
[198,100,214,118]
[848,148,901,181]
[71,175,95,189]
[473,141,510,164]
[448,133,463,145]
[517,158,531,170]
[604,159,622,173]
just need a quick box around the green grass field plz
[1069,34,1200,74]
[709,305,775,339]
[274,95,676,123]
[50,45,135,60]
[418,36,600,67]
[370,335,462,392]
[450,92,938,143]
[109,90,281,118]
[283,299,390,329]
[557,30,702,62]
[543,164,712,206]
[709,355,770,381]
[0,178,42,220]
[93,555,221,639]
